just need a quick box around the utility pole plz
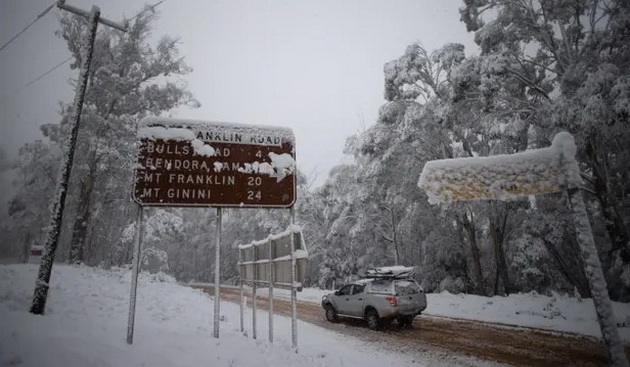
[30,1,127,315]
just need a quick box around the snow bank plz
[424,291,630,341]
[267,287,630,342]
[0,264,422,367]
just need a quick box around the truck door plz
[346,284,366,317]
[335,284,353,315]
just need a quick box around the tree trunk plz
[389,207,400,266]
[490,206,512,296]
[587,140,630,260]
[459,212,484,295]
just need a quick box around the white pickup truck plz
[321,269,427,330]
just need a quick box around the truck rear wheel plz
[397,315,414,328]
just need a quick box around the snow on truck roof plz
[363,266,415,279]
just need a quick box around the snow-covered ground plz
[2,265,628,367]
[257,285,630,342]
[0,264,493,367]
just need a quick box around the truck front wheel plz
[324,304,338,323]
[365,309,381,330]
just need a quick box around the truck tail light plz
[385,296,398,307]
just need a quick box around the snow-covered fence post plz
[418,132,627,367]
[213,207,222,339]
[127,205,144,344]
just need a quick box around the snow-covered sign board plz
[418,132,583,204]
[238,227,308,290]
[417,132,629,367]
[133,117,296,208]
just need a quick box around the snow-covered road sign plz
[418,132,583,204]
[417,132,628,367]
[132,117,296,208]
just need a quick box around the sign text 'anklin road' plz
[132,117,296,208]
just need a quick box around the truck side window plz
[338,285,352,296]
[352,284,365,295]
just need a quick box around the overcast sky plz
[0,0,478,207]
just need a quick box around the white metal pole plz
[213,207,222,338]
[127,204,143,344]
[269,238,274,343]
[252,245,257,340]
[239,246,244,334]
[290,207,298,352]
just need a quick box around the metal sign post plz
[290,208,298,352]
[268,234,274,343]
[127,205,144,344]
[418,132,627,367]
[237,227,308,350]
[252,244,258,340]
[213,208,222,338]
[239,247,244,334]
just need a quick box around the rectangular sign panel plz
[418,134,583,204]
[132,117,296,208]
[238,230,308,290]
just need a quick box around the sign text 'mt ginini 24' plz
[132,117,296,208]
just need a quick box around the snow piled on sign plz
[138,116,295,146]
[418,132,583,204]
[238,152,296,180]
[238,224,304,251]
[190,139,216,157]
[137,126,196,141]
[138,126,217,157]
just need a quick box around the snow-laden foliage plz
[1,0,629,308]
[2,10,199,267]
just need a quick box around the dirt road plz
[193,285,629,366]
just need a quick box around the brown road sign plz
[132,117,296,208]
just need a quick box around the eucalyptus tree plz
[461,0,630,300]
[3,142,60,261]
[41,10,198,265]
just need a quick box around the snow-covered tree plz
[36,9,198,265]
[3,141,60,261]
[461,0,630,300]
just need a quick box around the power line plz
[1,0,168,104]
[0,56,72,104]
[0,2,56,53]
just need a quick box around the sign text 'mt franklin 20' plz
[132,117,296,208]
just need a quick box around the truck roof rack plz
[362,266,415,279]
